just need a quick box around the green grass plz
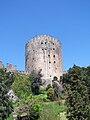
[39,102,66,120]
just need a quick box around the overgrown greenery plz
[30,70,42,95]
[15,97,40,120]
[39,102,66,120]
[0,69,14,120]
[47,88,55,101]
[12,73,31,98]
[1,65,90,120]
[61,65,90,120]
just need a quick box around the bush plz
[46,84,52,91]
[30,70,42,95]
[12,74,31,98]
[47,88,54,101]
[15,99,40,120]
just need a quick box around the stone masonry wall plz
[25,35,63,86]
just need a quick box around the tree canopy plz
[0,69,14,120]
[61,65,90,120]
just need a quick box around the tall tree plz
[0,69,14,120]
[30,70,42,95]
[61,65,90,120]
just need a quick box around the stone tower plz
[25,35,63,86]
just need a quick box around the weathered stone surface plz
[0,61,3,68]
[25,35,63,86]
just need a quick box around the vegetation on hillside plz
[0,69,14,120]
[61,65,90,120]
[12,73,31,99]
[1,65,90,120]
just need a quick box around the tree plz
[30,70,42,95]
[0,69,14,120]
[61,65,90,120]
[12,73,31,98]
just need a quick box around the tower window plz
[54,61,56,63]
[48,55,50,57]
[53,48,55,50]
[42,48,44,50]
[49,61,51,63]
[45,42,47,44]
[53,55,55,58]
[53,43,54,45]
[41,42,43,44]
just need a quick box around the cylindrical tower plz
[25,34,63,86]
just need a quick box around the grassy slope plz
[39,101,67,120]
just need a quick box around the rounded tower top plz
[26,34,61,45]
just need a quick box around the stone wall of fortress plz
[25,34,63,85]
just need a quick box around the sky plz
[0,0,90,70]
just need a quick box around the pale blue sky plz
[0,0,90,70]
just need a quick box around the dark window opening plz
[41,42,43,44]
[49,61,51,63]
[48,55,50,57]
[40,69,42,71]
[33,58,34,60]
[45,42,47,44]
[53,55,55,58]
[53,48,55,50]
[53,43,54,45]
[54,61,56,63]
[42,48,44,50]
[50,75,51,77]
[45,48,47,50]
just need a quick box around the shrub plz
[12,74,31,98]
[47,88,54,101]
[46,84,52,91]
[30,70,42,95]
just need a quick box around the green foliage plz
[15,98,40,120]
[46,84,52,91]
[30,70,42,95]
[47,88,54,101]
[39,102,66,120]
[0,69,14,120]
[6,113,13,120]
[12,73,31,98]
[61,65,90,120]
[32,94,49,102]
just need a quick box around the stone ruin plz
[0,61,17,72]
[0,60,27,74]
